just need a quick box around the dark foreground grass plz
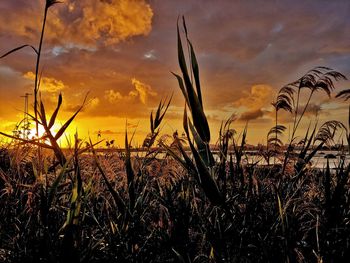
[0,2,349,262]
[0,145,349,263]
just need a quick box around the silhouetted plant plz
[275,67,347,173]
[0,0,61,136]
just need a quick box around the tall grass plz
[0,4,349,263]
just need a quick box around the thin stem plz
[34,5,48,136]
[292,89,300,135]
[274,108,278,165]
[294,90,314,137]
[282,87,300,175]
[282,89,314,175]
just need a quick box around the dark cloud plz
[297,103,322,116]
[239,109,264,122]
[94,129,118,135]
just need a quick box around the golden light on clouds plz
[50,0,154,46]
[0,0,153,47]
[24,71,66,93]
[0,0,349,146]
[234,85,273,111]
[131,78,157,104]
[104,89,124,103]
[105,78,157,105]
[88,97,100,109]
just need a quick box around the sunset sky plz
[0,0,350,147]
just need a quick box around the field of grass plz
[0,2,350,263]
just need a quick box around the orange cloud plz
[234,85,274,110]
[49,0,153,46]
[104,90,124,103]
[232,85,274,122]
[87,97,100,110]
[105,78,157,105]
[23,71,66,93]
[131,78,157,104]
[0,0,153,47]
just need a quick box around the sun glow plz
[28,125,47,140]
[27,123,72,147]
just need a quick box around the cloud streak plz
[239,109,264,122]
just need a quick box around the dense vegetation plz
[0,2,349,262]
